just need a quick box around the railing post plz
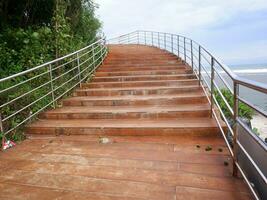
[164,33,166,49]
[152,32,154,46]
[233,82,239,177]
[184,37,186,63]
[177,35,180,57]
[191,40,194,70]
[128,34,130,44]
[92,45,96,71]
[210,57,215,118]
[76,52,82,87]
[144,31,147,45]
[0,112,4,150]
[198,46,201,85]
[171,34,173,53]
[49,64,56,108]
[137,31,139,44]
[158,32,160,48]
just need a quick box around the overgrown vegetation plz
[0,0,102,146]
[214,88,254,120]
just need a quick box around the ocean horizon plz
[217,63,267,112]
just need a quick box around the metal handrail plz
[0,37,108,137]
[107,30,267,200]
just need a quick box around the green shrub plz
[0,0,102,148]
[214,88,254,120]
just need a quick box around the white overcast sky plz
[95,0,267,65]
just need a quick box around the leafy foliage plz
[0,0,102,147]
[214,88,254,120]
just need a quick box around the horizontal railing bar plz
[0,38,105,83]
[0,70,50,95]
[51,57,77,72]
[201,54,212,65]
[238,97,267,117]
[0,80,51,110]
[237,140,267,183]
[236,163,260,200]
[4,97,54,136]
[213,67,234,94]
[52,65,79,83]
[54,72,80,92]
[237,118,267,151]
[3,89,53,123]
[213,81,234,115]
[212,93,234,136]
[212,109,234,157]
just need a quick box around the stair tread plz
[66,93,205,101]
[28,118,218,128]
[85,79,198,85]
[93,74,195,79]
[45,104,210,114]
[77,85,201,92]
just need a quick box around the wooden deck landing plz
[0,135,251,200]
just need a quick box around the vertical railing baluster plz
[191,40,194,70]
[92,45,96,72]
[144,31,146,45]
[128,34,130,44]
[49,64,56,108]
[152,32,154,46]
[184,37,186,63]
[0,112,4,150]
[233,82,239,177]
[177,35,180,57]
[76,52,81,87]
[198,46,201,85]
[164,33,166,49]
[137,31,139,44]
[158,32,160,48]
[171,34,173,53]
[210,57,215,118]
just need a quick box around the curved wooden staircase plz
[0,45,252,199]
[26,45,220,137]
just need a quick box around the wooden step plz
[82,79,199,88]
[39,104,211,119]
[75,85,202,96]
[95,69,193,77]
[93,74,196,82]
[26,118,220,136]
[63,93,208,106]
[97,65,186,72]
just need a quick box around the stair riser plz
[40,110,210,120]
[104,58,178,62]
[101,63,183,67]
[93,75,196,82]
[106,54,177,58]
[95,70,193,77]
[26,127,220,137]
[97,66,186,72]
[75,87,202,96]
[82,80,199,89]
[102,61,181,65]
[63,96,207,106]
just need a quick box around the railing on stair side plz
[0,37,108,145]
[108,30,267,200]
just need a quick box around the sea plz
[228,63,267,112]
[213,63,267,113]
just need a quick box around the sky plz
[95,0,267,65]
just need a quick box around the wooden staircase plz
[26,44,220,137]
[1,44,252,200]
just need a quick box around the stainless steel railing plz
[0,37,108,142]
[108,30,267,200]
